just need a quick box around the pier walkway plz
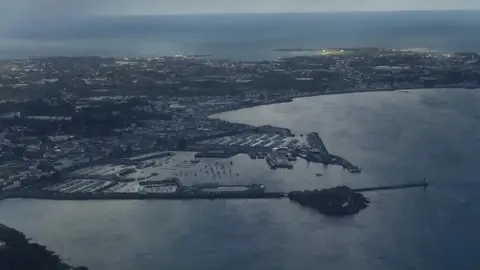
[353,180,428,192]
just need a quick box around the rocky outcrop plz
[288,186,370,216]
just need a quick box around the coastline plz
[0,223,87,270]
[207,85,479,120]
[0,85,473,202]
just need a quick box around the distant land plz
[274,47,374,52]
[273,47,477,54]
[4,10,480,60]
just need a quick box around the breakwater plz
[2,190,285,200]
[1,180,428,217]
[2,180,428,201]
[353,180,428,192]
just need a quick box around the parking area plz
[44,179,113,193]
[198,133,301,149]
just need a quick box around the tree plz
[13,146,25,158]
[176,138,187,150]
[37,162,55,172]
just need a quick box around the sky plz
[114,0,480,14]
[1,0,480,18]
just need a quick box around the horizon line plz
[94,9,480,17]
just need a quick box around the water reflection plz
[1,89,479,270]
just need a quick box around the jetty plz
[353,179,429,192]
[301,132,362,173]
[266,149,294,169]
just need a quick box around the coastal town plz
[2,5,479,270]
[0,47,475,197]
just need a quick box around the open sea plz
[2,11,480,59]
[1,88,480,269]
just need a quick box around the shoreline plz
[207,85,479,120]
[0,223,87,270]
[0,86,471,202]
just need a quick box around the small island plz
[0,223,87,270]
[288,186,370,216]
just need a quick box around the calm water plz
[2,11,480,59]
[1,88,480,269]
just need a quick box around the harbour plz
[1,88,479,270]
[1,126,365,204]
[192,130,361,173]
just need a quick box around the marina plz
[25,129,365,200]
[49,152,258,195]
[3,137,427,204]
[193,131,361,173]
[1,128,364,203]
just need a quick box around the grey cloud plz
[1,0,480,17]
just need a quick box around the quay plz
[306,132,330,162]
[329,154,362,173]
[188,130,359,172]
[194,150,239,158]
[301,132,362,173]
[266,148,294,169]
